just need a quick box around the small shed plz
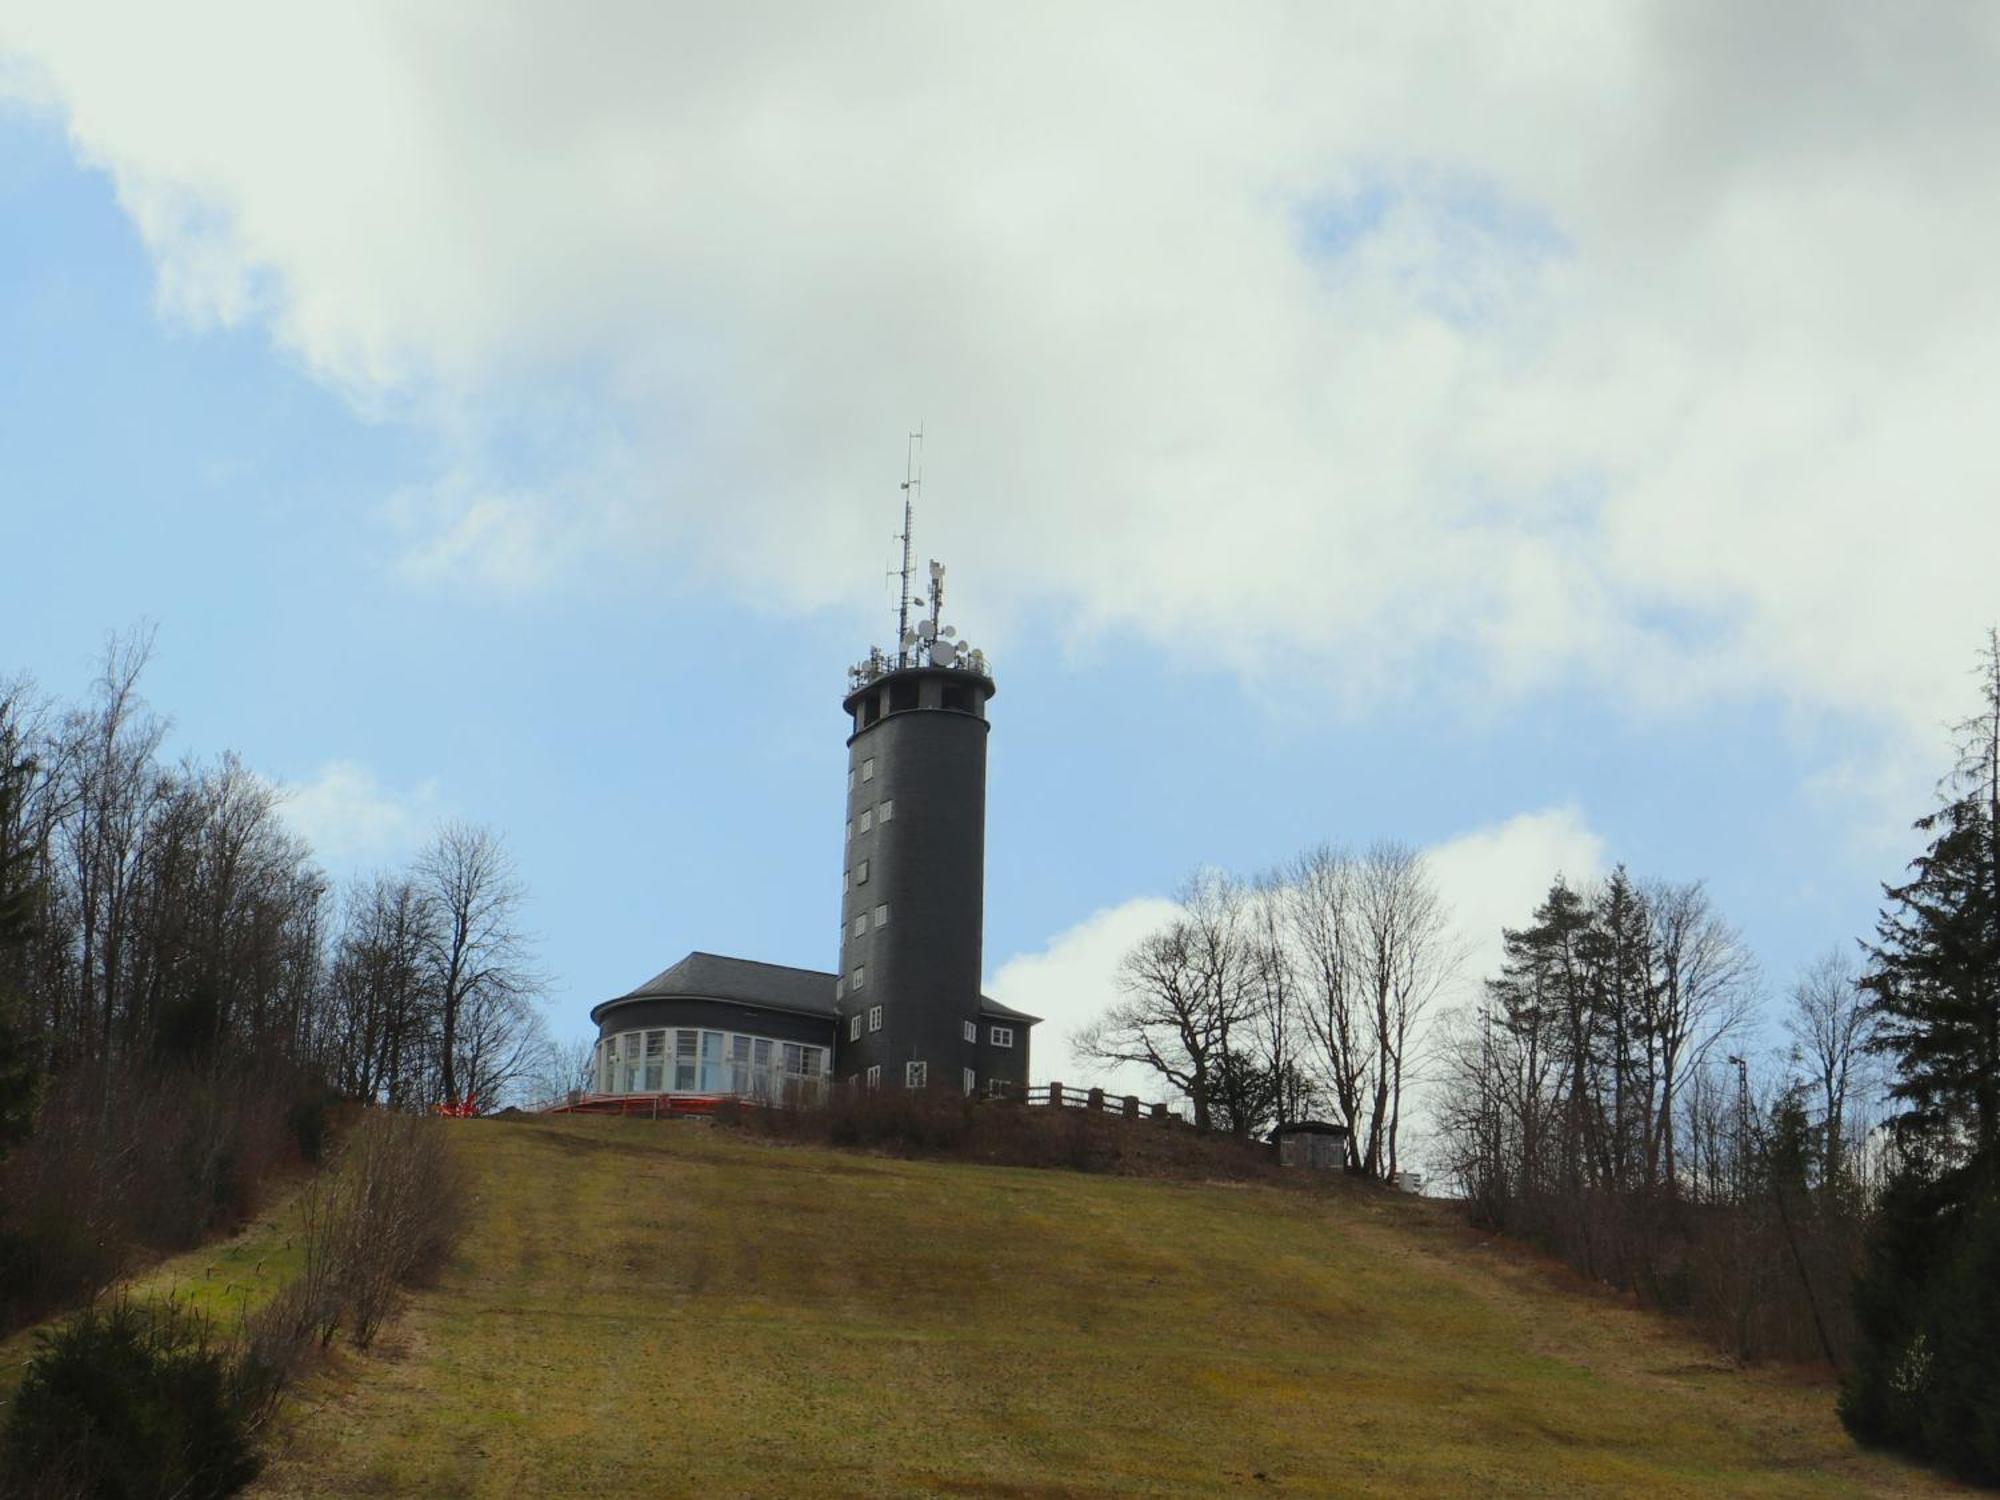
[1272,1120,1351,1171]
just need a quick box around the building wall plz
[595,996,835,1049]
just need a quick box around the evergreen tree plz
[1842,634,2000,1480]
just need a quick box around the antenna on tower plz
[895,426,923,668]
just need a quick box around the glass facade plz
[594,1026,828,1103]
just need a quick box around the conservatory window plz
[700,1031,726,1092]
[675,1029,699,1092]
[644,1030,666,1092]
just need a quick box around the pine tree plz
[1841,634,2000,1479]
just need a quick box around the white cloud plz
[1426,804,1608,1003]
[280,760,437,864]
[988,804,1605,1098]
[987,896,1181,1094]
[5,3,1998,743]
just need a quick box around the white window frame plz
[848,1012,862,1041]
[859,808,873,833]
[962,1067,975,1095]
[861,757,876,782]
[851,964,865,990]
[990,1025,1015,1049]
[873,903,889,928]
[856,859,870,885]
[962,1020,976,1044]
[852,914,867,937]
[879,798,894,822]
[905,1059,927,1089]
[866,1064,882,1090]
[867,1004,883,1033]
[835,976,844,999]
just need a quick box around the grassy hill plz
[239,1115,1963,1499]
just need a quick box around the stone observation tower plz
[832,441,1009,1094]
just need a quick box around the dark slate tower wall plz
[836,665,995,1086]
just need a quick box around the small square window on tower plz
[962,1020,976,1044]
[852,914,866,937]
[873,903,888,928]
[848,769,856,791]
[859,809,873,833]
[851,965,865,990]
[835,977,844,999]
[866,1064,881,1090]
[857,859,870,885]
[845,820,853,842]
[962,1067,975,1095]
[991,1025,1015,1049]
[905,1060,927,1089]
[879,798,894,822]
[842,870,850,894]
[861,757,876,782]
[867,1004,883,1032]
[849,1013,862,1041]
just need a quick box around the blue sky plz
[3,6,1994,1105]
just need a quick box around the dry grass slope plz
[249,1117,1968,1499]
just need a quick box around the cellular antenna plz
[896,426,923,668]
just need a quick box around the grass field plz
[0,1183,308,1411]
[231,1115,1968,1499]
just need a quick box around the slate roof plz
[592,950,1040,1026]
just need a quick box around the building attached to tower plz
[586,545,1036,1103]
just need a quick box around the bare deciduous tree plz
[416,822,539,1108]
[1077,870,1259,1133]
[1785,947,1874,1186]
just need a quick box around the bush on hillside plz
[0,1299,263,1500]
[717,1086,1281,1181]
[253,1110,465,1358]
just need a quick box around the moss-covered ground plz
[235,1115,1968,1498]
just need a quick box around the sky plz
[2,3,1996,1113]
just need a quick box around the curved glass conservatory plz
[592,1025,828,1103]
[587,952,837,1105]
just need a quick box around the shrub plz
[0,1299,261,1500]
[267,1110,465,1355]
[717,1087,1277,1181]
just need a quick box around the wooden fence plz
[988,1081,1182,1123]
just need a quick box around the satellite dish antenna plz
[900,630,918,649]
[933,638,958,666]
[941,625,957,639]
[917,619,936,641]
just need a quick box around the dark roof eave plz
[589,992,839,1025]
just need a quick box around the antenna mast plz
[896,427,922,667]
